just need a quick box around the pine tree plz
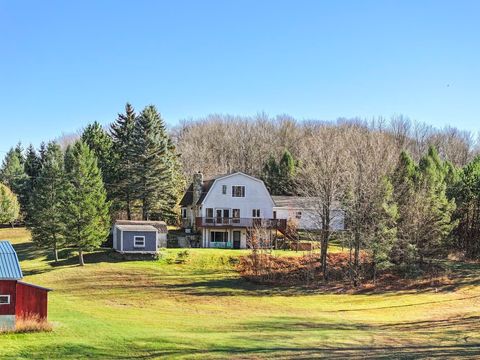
[261,155,280,194]
[369,178,398,282]
[0,146,28,217]
[278,149,297,195]
[110,103,137,219]
[23,144,42,219]
[27,143,67,262]
[391,147,456,271]
[82,121,114,195]
[131,105,176,220]
[452,156,480,257]
[261,150,297,195]
[0,183,20,224]
[63,141,110,266]
[416,146,457,260]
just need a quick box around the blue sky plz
[0,0,479,155]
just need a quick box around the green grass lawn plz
[1,228,480,359]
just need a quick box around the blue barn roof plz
[0,240,23,280]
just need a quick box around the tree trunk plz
[79,249,85,266]
[353,231,361,287]
[53,243,59,263]
[142,197,148,221]
[126,192,132,220]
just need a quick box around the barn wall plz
[15,283,48,320]
[0,280,17,316]
[122,231,157,252]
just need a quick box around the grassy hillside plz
[0,228,480,359]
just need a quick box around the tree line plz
[176,115,480,282]
[1,108,480,277]
[0,104,182,265]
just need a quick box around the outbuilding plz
[112,220,168,254]
[0,240,51,331]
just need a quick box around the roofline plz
[17,281,53,292]
[200,172,276,208]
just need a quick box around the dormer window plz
[232,186,245,197]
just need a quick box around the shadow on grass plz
[13,339,480,359]
[49,249,125,268]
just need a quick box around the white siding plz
[273,207,345,231]
[201,173,274,219]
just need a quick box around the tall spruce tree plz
[27,143,67,262]
[131,105,176,220]
[82,121,114,194]
[261,155,280,194]
[416,146,457,260]
[452,156,480,258]
[24,144,42,219]
[110,103,137,219]
[369,178,398,282]
[278,149,297,195]
[63,141,110,266]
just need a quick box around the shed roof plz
[115,224,159,232]
[0,240,23,280]
[114,220,168,233]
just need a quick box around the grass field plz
[1,228,480,359]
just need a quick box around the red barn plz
[0,241,51,331]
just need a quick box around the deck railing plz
[195,217,287,231]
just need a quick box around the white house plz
[180,172,285,249]
[180,172,345,249]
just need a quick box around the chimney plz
[192,172,203,206]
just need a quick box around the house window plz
[273,211,277,219]
[211,231,228,242]
[252,209,260,218]
[134,236,145,248]
[205,208,214,223]
[296,211,302,219]
[0,295,10,305]
[232,209,241,223]
[222,185,227,194]
[232,186,245,197]
[181,208,187,219]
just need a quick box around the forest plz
[1,105,480,284]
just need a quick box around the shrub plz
[0,314,52,334]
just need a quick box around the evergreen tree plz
[27,143,67,262]
[416,146,457,261]
[452,156,480,257]
[0,183,20,224]
[0,146,28,216]
[369,178,398,282]
[82,121,114,196]
[261,155,280,194]
[63,141,110,266]
[278,149,297,195]
[391,147,456,271]
[261,150,297,195]
[131,105,176,220]
[23,144,42,218]
[110,103,137,219]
